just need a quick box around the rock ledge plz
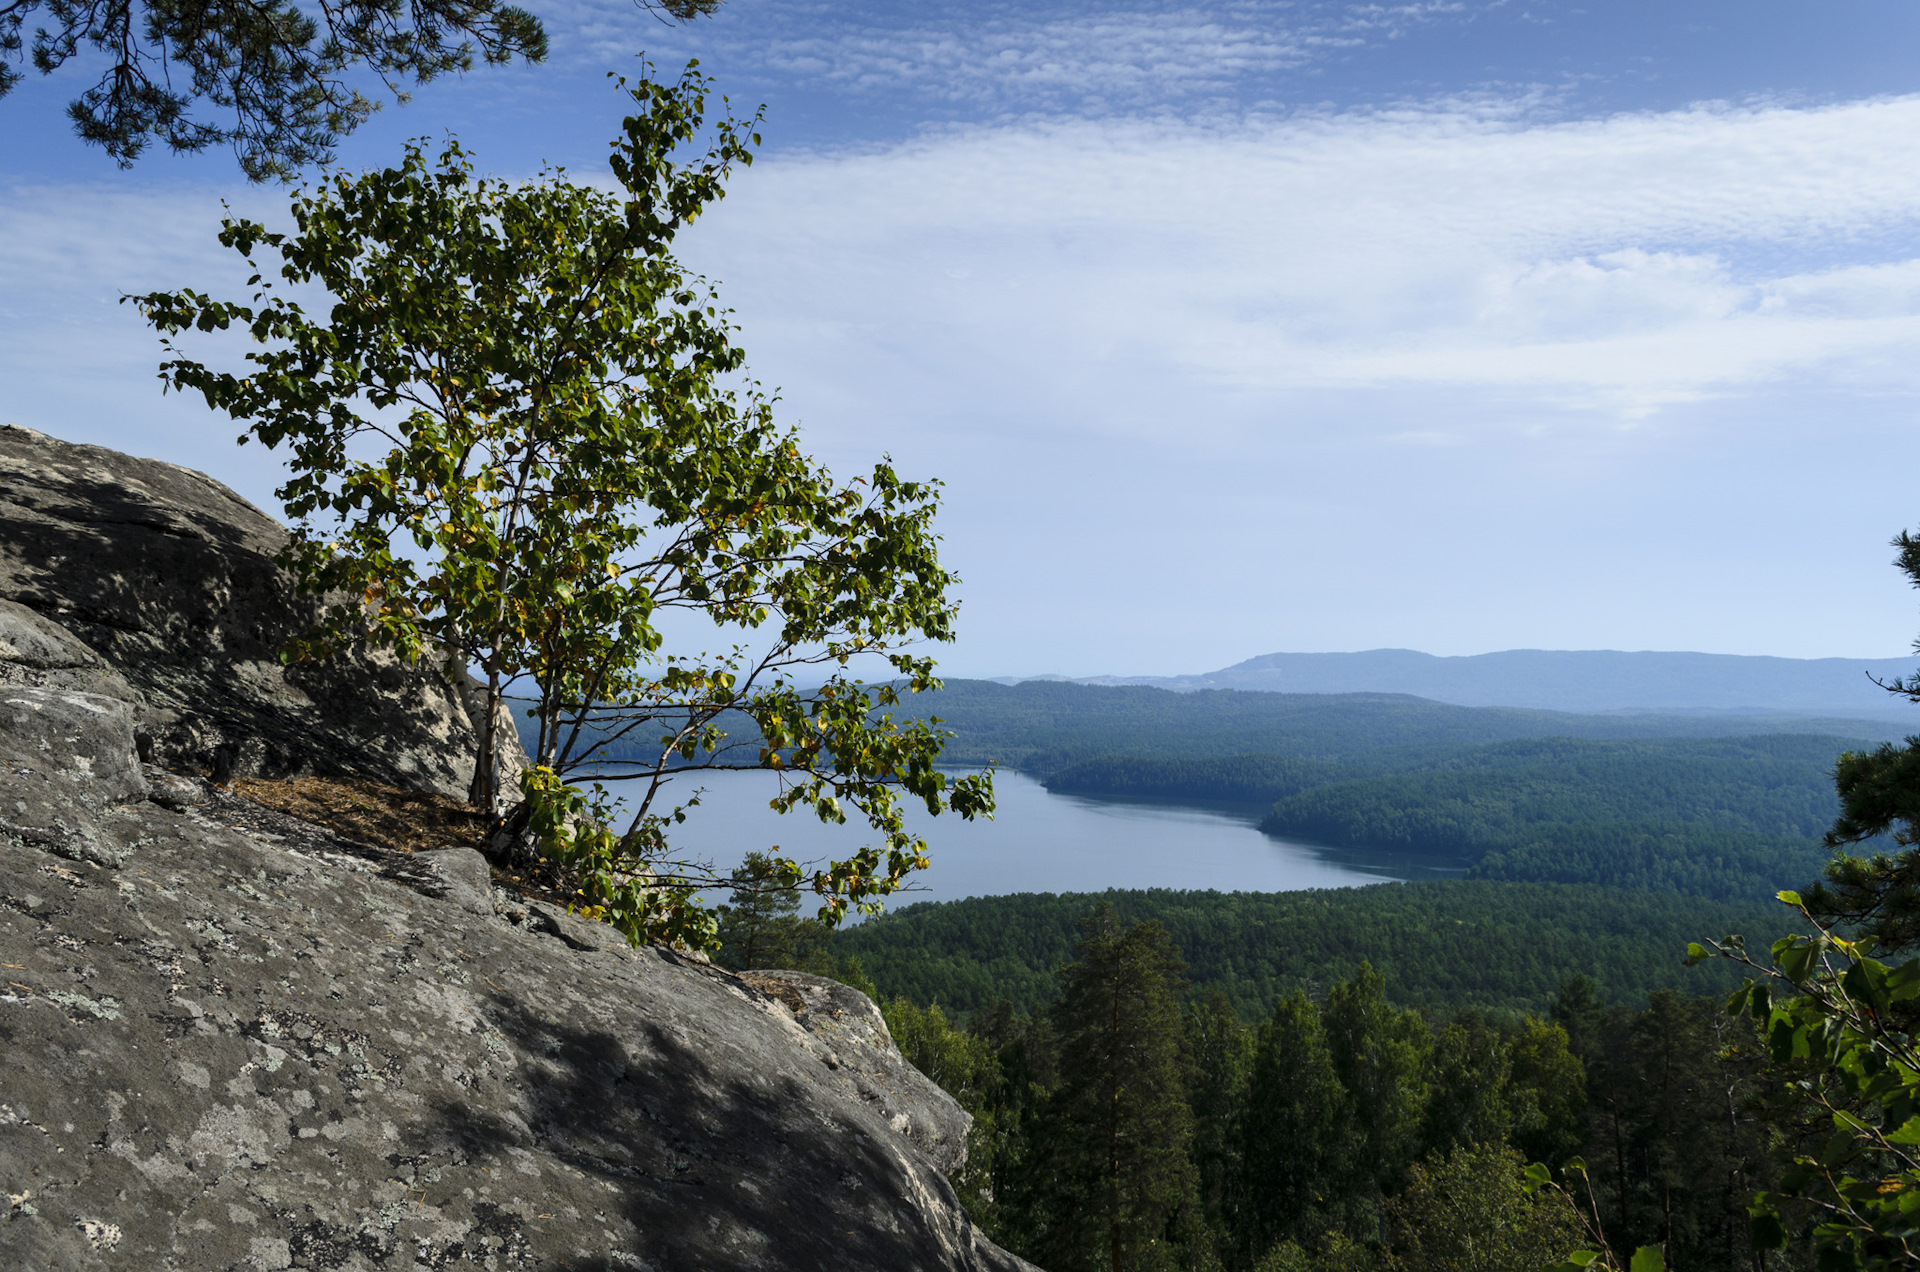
[0,429,1032,1272]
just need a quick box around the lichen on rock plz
[0,428,1035,1272]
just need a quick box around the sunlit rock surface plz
[0,429,1031,1271]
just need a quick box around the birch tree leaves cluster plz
[134,61,991,949]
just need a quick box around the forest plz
[901,679,1901,772]
[551,668,1920,1270]
[685,657,1920,1272]
[992,697,1873,901]
[828,884,1794,1018]
[718,883,1811,1272]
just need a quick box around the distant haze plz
[1027,650,1920,717]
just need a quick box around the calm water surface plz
[599,770,1462,906]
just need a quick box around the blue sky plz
[6,1,1920,676]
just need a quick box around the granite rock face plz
[0,425,518,799]
[0,429,1032,1272]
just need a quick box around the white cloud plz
[23,90,1913,440]
[751,9,1321,104]
[556,0,1475,110]
[9,86,1920,669]
[682,93,1920,424]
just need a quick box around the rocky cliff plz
[0,426,512,801]
[0,427,1033,1272]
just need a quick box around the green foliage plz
[1698,897,1920,1271]
[1188,989,1255,1253]
[987,689,1864,901]
[134,64,991,947]
[1240,990,1358,1255]
[1252,1233,1376,1272]
[713,850,832,973]
[1257,734,1854,900]
[1806,738,1920,951]
[1268,734,1853,843]
[868,900,1803,1271]
[1504,1016,1588,1170]
[1525,1159,1667,1272]
[518,765,718,948]
[965,1001,1060,1244]
[1044,753,1343,806]
[1324,963,1431,1198]
[878,996,1009,1221]
[1467,821,1828,900]
[0,0,573,179]
[1418,1009,1516,1160]
[1380,1143,1585,1272]
[1023,905,1200,1272]
[832,883,1798,1019]
[1557,987,1774,1270]
[883,997,997,1114]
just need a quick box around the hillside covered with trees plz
[828,883,1792,1019]
[907,678,1902,771]
[872,684,1893,905]
[713,881,1811,1272]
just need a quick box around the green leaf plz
[1815,1243,1861,1272]
[1844,959,1894,1015]
[1777,940,1818,983]
[127,69,987,951]
[1725,983,1752,1017]
[1778,889,1804,907]
[1628,1247,1665,1272]
[1887,958,1920,1002]
[1750,1209,1788,1250]
[1885,1115,1920,1146]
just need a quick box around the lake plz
[597,769,1464,907]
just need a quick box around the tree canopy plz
[1805,526,1920,951]
[818,910,1723,1272]
[1,0,717,179]
[1021,904,1200,1272]
[134,62,990,949]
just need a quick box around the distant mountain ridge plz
[1016,648,1920,716]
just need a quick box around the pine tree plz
[1321,963,1430,1203]
[981,1002,1061,1254]
[1027,903,1200,1272]
[714,851,829,971]
[1240,990,1357,1259]
[1186,988,1253,1258]
[1418,1009,1514,1160]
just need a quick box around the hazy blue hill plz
[1066,647,1919,715]
[834,883,1792,1019]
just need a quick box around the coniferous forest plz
[719,884,1796,1272]
[700,660,1920,1271]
